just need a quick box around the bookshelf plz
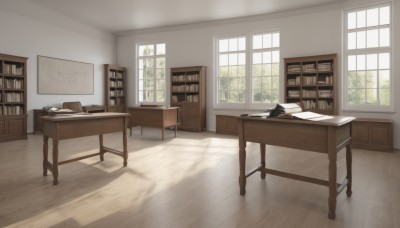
[284,54,337,115]
[0,53,28,142]
[104,64,126,113]
[170,66,206,132]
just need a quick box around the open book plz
[268,103,333,121]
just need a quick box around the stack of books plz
[317,62,332,71]
[287,65,301,73]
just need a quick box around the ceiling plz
[28,0,344,34]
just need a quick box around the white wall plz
[118,0,400,148]
[0,3,116,133]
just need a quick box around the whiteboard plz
[37,56,94,94]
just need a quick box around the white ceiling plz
[28,0,344,34]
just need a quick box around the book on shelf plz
[2,105,23,115]
[4,64,23,75]
[302,63,316,73]
[287,64,301,73]
[287,90,300,98]
[318,90,332,98]
[303,76,316,85]
[4,92,24,102]
[317,62,332,71]
[302,90,317,98]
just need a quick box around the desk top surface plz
[41,112,129,122]
[128,106,179,110]
[239,115,356,127]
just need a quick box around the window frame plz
[214,30,281,110]
[342,2,394,112]
[136,41,167,105]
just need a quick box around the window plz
[137,43,166,103]
[216,36,246,104]
[215,31,280,108]
[344,3,392,111]
[252,32,280,104]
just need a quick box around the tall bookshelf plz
[104,64,127,113]
[0,53,28,142]
[170,66,206,132]
[284,54,337,115]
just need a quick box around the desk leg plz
[346,144,352,197]
[174,125,177,138]
[239,141,247,195]
[260,144,266,179]
[99,134,104,161]
[43,136,49,176]
[328,152,337,219]
[123,128,128,167]
[52,139,59,185]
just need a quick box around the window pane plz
[157,80,165,90]
[271,63,279,75]
[348,71,357,88]
[238,53,246,65]
[357,55,365,70]
[379,89,390,105]
[139,59,144,69]
[138,80,144,90]
[253,64,262,76]
[238,37,246,51]
[156,57,165,68]
[367,8,379,26]
[348,12,356,29]
[238,66,246,77]
[366,54,378,70]
[156,43,165,55]
[263,52,271,64]
[253,35,262,49]
[357,31,366,49]
[219,66,229,77]
[139,69,144,79]
[219,54,228,66]
[219,39,228,52]
[348,32,356,49]
[272,51,280,63]
[379,70,390,89]
[219,78,229,90]
[238,90,245,103]
[238,77,245,90]
[366,29,378,48]
[229,38,238,51]
[262,64,272,76]
[348,55,356,71]
[357,71,366,88]
[156,69,165,79]
[357,10,366,28]
[263,34,272,48]
[229,53,238,65]
[138,45,146,56]
[272,33,280,47]
[366,89,377,104]
[262,76,272,91]
[146,45,154,56]
[366,71,377,88]
[379,28,390,47]
[229,66,238,77]
[156,91,165,102]
[229,91,238,102]
[380,6,390,25]
[253,53,262,64]
[253,77,262,102]
[379,53,390,69]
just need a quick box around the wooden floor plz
[0,128,399,228]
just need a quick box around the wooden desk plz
[127,107,179,140]
[237,115,355,219]
[34,106,105,133]
[41,112,129,185]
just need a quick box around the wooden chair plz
[62,101,83,112]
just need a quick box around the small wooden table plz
[41,112,130,185]
[127,106,179,140]
[237,115,355,219]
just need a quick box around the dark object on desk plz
[62,101,83,112]
[269,103,302,117]
[82,105,105,113]
[237,115,356,220]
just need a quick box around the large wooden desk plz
[41,112,130,185]
[127,106,179,140]
[237,115,355,219]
